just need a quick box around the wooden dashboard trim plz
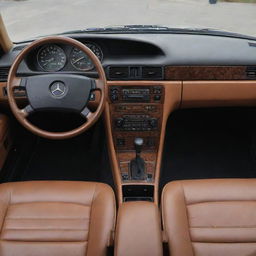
[0,82,5,99]
[165,66,249,80]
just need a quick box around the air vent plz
[142,67,163,79]
[0,66,10,82]
[129,66,141,79]
[246,66,256,79]
[108,66,164,80]
[108,66,129,79]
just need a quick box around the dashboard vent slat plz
[108,66,129,79]
[142,67,163,79]
[0,66,10,82]
[108,66,164,80]
[246,66,256,79]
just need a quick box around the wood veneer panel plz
[165,66,248,80]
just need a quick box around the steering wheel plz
[7,37,106,139]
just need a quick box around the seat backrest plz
[162,179,256,256]
[0,181,116,256]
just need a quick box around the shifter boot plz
[130,156,145,180]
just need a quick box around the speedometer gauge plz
[70,43,103,71]
[37,45,66,72]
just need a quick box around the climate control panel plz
[115,115,158,131]
[109,85,164,151]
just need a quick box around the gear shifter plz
[130,138,146,180]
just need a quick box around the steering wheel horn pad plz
[21,74,94,114]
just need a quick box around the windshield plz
[1,0,256,42]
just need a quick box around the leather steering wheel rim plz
[7,36,107,140]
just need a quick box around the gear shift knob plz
[134,137,143,155]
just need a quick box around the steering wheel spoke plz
[80,107,93,119]
[18,104,34,119]
[10,76,27,88]
[93,79,104,91]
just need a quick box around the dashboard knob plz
[149,118,158,128]
[110,94,118,101]
[115,118,124,128]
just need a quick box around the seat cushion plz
[0,181,116,256]
[162,179,256,256]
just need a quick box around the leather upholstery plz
[0,181,116,256]
[162,179,256,256]
[114,201,163,256]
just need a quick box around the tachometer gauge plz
[37,44,66,72]
[70,43,103,71]
[70,47,94,71]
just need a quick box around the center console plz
[109,85,164,186]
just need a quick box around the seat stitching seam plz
[0,240,89,243]
[190,226,256,228]
[8,202,91,207]
[181,181,195,256]
[187,200,256,206]
[0,186,12,240]
[5,218,90,220]
[85,183,98,256]
[3,228,89,231]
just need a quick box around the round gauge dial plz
[37,45,66,72]
[70,43,103,71]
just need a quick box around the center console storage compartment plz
[122,184,154,202]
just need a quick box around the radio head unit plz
[109,86,163,103]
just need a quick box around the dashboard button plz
[154,95,161,101]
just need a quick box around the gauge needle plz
[73,56,85,64]
[43,58,54,66]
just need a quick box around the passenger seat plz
[162,179,256,256]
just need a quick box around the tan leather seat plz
[0,181,116,256]
[162,179,256,256]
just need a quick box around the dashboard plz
[0,33,256,82]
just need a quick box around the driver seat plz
[0,181,116,256]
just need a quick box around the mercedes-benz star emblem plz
[50,81,66,98]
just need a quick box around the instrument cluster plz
[36,42,103,72]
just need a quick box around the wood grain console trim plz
[0,82,6,99]
[165,66,249,80]
[105,81,182,205]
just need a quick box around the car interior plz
[1,7,256,255]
